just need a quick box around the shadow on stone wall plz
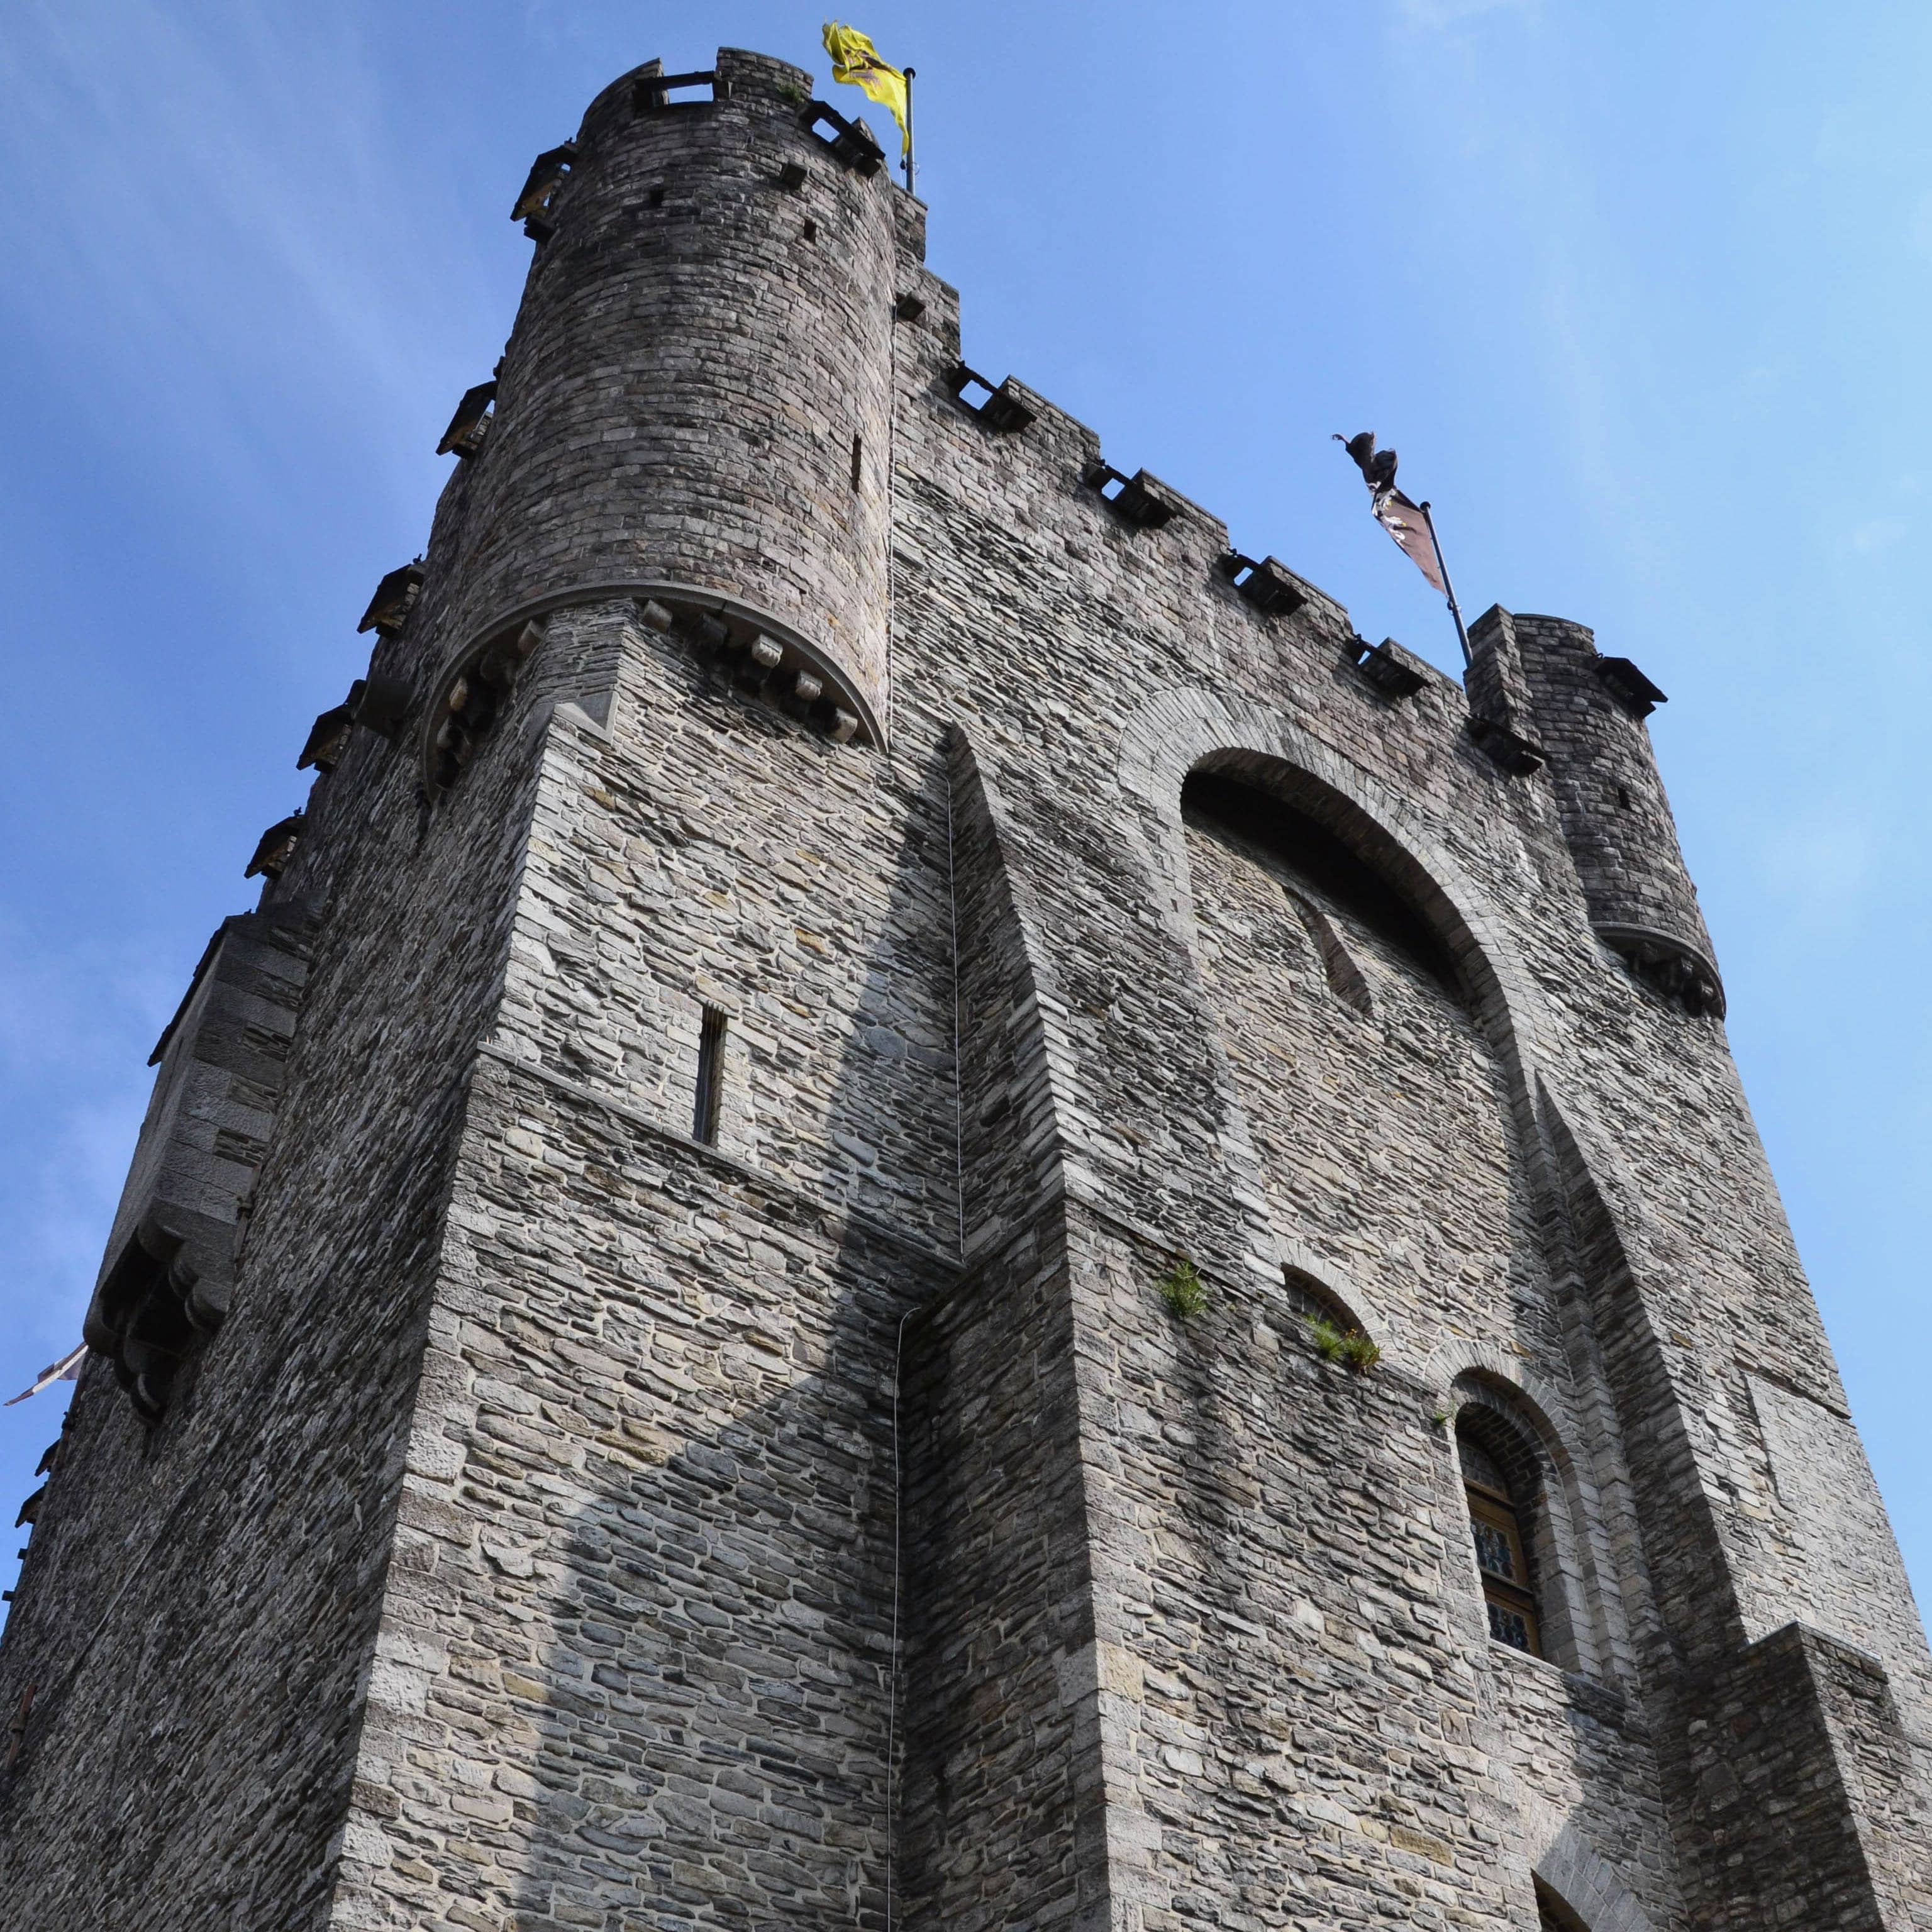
[462,738,961,1931]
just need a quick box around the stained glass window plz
[1487,1602,1533,1651]
[1472,1517,1516,1580]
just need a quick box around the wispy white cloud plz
[1394,0,1539,31]
[0,1,502,530]
[1843,516,1907,556]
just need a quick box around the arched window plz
[1536,1879,1589,1931]
[1458,1425,1541,1655]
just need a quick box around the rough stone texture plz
[3,44,1928,1932]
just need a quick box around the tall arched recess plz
[1115,690,1557,1085]
[1178,750,1568,1528]
[1114,690,1627,1685]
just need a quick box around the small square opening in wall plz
[1352,640,1427,699]
[801,100,885,175]
[1217,551,1307,619]
[635,70,723,113]
[693,1007,728,1145]
[946,364,1035,434]
[1083,460,1174,530]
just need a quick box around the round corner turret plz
[416,45,899,745]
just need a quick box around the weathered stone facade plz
[3,45,1926,1931]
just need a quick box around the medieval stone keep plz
[3,46,1926,1931]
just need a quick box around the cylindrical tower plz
[1502,610,1724,1016]
[414,47,901,745]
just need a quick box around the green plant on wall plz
[1157,1257,1208,1321]
[1306,1314,1380,1374]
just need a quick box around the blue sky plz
[1,1,1926,1626]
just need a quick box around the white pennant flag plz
[6,1343,87,1406]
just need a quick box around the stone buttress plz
[2,44,1926,1932]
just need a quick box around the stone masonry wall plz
[314,591,965,1926]
[319,1046,952,1931]
[882,186,1929,1924]
[484,609,959,1252]
[893,729,1109,1932]
[417,48,899,730]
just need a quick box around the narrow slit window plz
[850,433,863,489]
[1458,1426,1542,1657]
[693,1006,727,1145]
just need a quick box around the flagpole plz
[902,66,915,195]
[1419,500,1472,668]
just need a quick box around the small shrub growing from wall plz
[1307,1314,1380,1373]
[1157,1257,1208,1321]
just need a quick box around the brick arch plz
[1113,683,1593,1396]
[1274,1237,1413,1374]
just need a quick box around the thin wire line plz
[884,1304,913,1931]
[945,751,964,1257]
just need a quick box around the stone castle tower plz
[3,47,1926,1931]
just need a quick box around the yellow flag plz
[821,22,910,160]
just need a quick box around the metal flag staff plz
[1333,431,1470,667]
[903,67,916,196]
[1418,499,1470,668]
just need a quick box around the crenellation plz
[3,42,1924,1932]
